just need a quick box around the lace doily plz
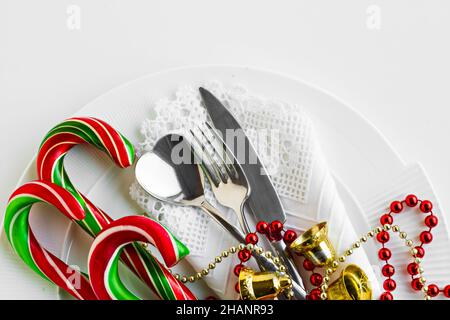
[129,82,316,254]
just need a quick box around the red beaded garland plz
[310,273,323,286]
[411,278,423,291]
[256,221,269,234]
[420,200,433,213]
[380,292,393,300]
[390,201,403,213]
[405,194,418,207]
[245,233,258,245]
[407,263,419,276]
[235,282,240,293]
[380,214,393,225]
[414,246,425,258]
[376,231,390,243]
[382,264,395,277]
[309,289,321,300]
[420,231,433,244]
[270,220,283,233]
[238,249,251,262]
[234,264,244,277]
[378,248,392,261]
[303,259,315,271]
[444,285,450,298]
[283,230,297,244]
[269,232,282,242]
[425,215,438,228]
[383,279,396,291]
[427,284,440,297]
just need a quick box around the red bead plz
[407,263,419,276]
[427,284,440,297]
[309,289,321,300]
[310,273,323,286]
[245,233,258,245]
[420,231,433,244]
[235,282,240,293]
[380,292,393,300]
[256,221,269,234]
[378,248,392,261]
[411,278,423,291]
[376,231,390,244]
[405,194,418,207]
[303,259,315,271]
[390,201,403,213]
[270,220,283,233]
[420,200,433,213]
[414,246,425,258]
[269,232,282,242]
[382,264,395,277]
[380,214,393,225]
[233,264,244,276]
[425,215,438,228]
[238,249,251,262]
[283,229,297,244]
[444,285,450,298]
[383,279,396,291]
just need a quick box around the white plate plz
[0,65,406,299]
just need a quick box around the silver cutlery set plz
[135,87,307,300]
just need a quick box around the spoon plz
[135,134,306,299]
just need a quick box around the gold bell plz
[238,268,292,300]
[290,221,336,267]
[327,264,372,300]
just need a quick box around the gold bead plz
[238,244,245,250]
[418,267,424,274]
[331,261,339,268]
[285,290,294,299]
[168,269,173,274]
[323,276,330,283]
[415,258,422,264]
[345,249,353,256]
[383,224,391,231]
[256,247,263,255]
[367,231,375,237]
[208,263,216,270]
[273,257,280,264]
[406,240,413,247]
[221,251,229,258]
[201,269,209,276]
[360,236,368,243]
[265,252,272,259]
[422,286,428,293]
[375,227,382,234]
[196,273,202,280]
[215,256,222,263]
[279,266,286,272]
[229,246,237,253]
[246,244,254,251]
[400,232,407,239]
[181,276,187,283]
[392,225,400,232]
[338,256,346,263]
[188,276,195,283]
[411,248,418,255]
[425,295,431,300]
[320,284,328,291]
[353,242,361,249]
[420,277,426,284]
[320,293,328,300]
[174,274,180,280]
[326,268,333,275]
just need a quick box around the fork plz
[189,123,251,233]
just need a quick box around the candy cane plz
[3,181,97,300]
[37,117,196,300]
[89,216,191,300]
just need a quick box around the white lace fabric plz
[129,82,380,298]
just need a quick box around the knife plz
[199,87,306,299]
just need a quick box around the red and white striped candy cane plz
[36,117,196,300]
[4,181,97,300]
[89,216,193,300]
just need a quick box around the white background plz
[1,0,450,217]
